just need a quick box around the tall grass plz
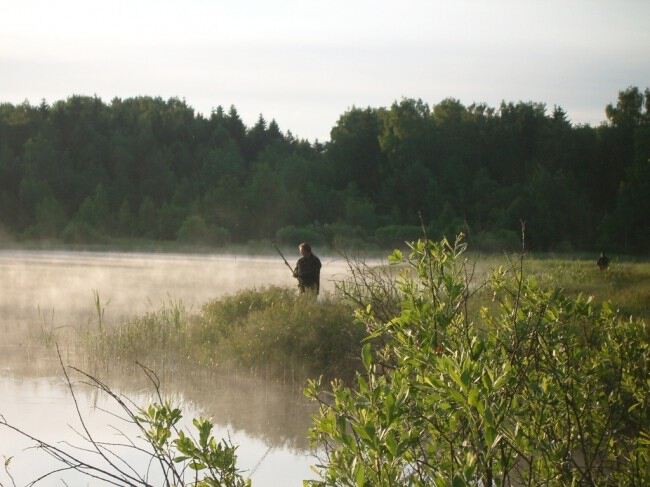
[522,258,650,320]
[85,287,364,382]
[82,256,649,386]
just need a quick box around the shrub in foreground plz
[306,235,649,485]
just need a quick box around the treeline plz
[0,87,648,253]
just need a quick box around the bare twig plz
[55,345,144,485]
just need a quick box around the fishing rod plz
[272,242,294,274]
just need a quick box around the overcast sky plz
[1,0,649,141]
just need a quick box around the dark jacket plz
[293,253,322,293]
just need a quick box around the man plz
[597,252,610,271]
[293,242,321,294]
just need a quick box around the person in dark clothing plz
[293,242,321,294]
[597,252,610,271]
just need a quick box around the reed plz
[84,287,365,383]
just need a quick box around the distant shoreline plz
[1,238,649,263]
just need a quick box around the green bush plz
[323,223,369,249]
[177,215,230,245]
[198,287,364,379]
[61,220,106,243]
[28,195,67,238]
[88,287,365,382]
[306,235,649,485]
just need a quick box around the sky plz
[1,0,649,141]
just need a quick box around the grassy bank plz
[465,255,650,321]
[77,253,649,386]
[523,258,650,319]
[84,286,365,382]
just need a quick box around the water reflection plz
[0,369,316,485]
[0,249,360,486]
[2,346,314,451]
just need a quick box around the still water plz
[0,249,354,486]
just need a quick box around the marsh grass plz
[32,306,57,346]
[457,254,650,321]
[85,287,364,383]
[91,289,111,332]
[521,257,650,320]
[79,255,648,388]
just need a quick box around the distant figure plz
[597,252,610,271]
[293,242,321,294]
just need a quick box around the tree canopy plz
[0,87,648,253]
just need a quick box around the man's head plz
[299,242,311,256]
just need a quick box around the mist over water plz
[0,249,350,331]
[0,249,357,486]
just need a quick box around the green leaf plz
[388,249,403,264]
[467,387,479,407]
[484,425,496,448]
[448,388,466,405]
[490,433,503,449]
[361,343,372,371]
[358,375,369,394]
[385,431,398,458]
[484,407,495,428]
[355,463,366,487]
[470,338,484,360]
[383,393,395,422]
[460,369,471,389]
[194,418,213,448]
[452,474,466,487]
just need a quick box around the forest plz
[0,87,648,253]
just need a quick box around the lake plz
[0,249,355,486]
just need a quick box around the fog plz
[0,249,357,486]
[0,249,352,332]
